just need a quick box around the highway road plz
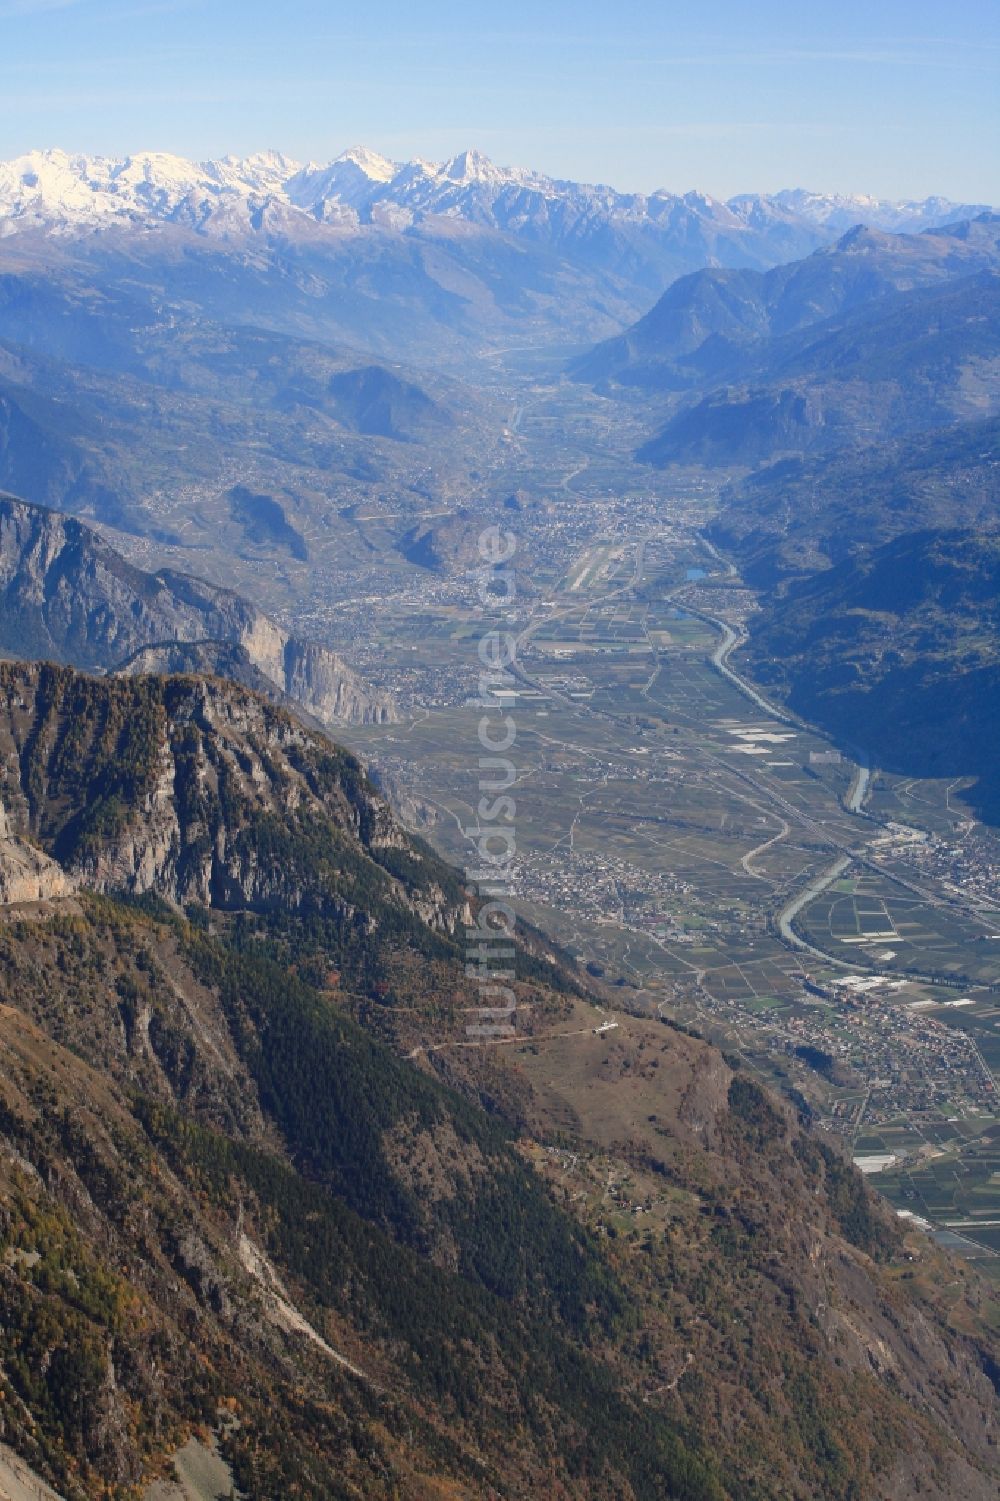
[509,530,990,982]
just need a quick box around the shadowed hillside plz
[0,662,991,1497]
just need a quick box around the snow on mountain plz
[286,147,408,218]
[0,148,244,235]
[0,146,989,255]
[762,187,993,233]
[205,150,302,195]
[338,145,398,183]
[0,149,130,232]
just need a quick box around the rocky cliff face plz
[0,797,75,904]
[0,661,992,1499]
[116,639,325,727]
[0,493,395,726]
[0,662,455,927]
[281,637,393,726]
[119,638,396,731]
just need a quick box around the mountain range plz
[575,217,1000,391]
[637,267,1000,465]
[2,146,987,259]
[570,214,1000,477]
[0,149,993,572]
[0,147,990,372]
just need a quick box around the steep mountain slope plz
[0,665,453,913]
[116,640,325,725]
[575,217,1000,478]
[738,529,1000,820]
[636,270,1000,466]
[0,374,134,527]
[709,416,1000,583]
[574,216,1000,391]
[0,494,393,724]
[0,662,993,1497]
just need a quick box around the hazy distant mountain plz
[637,269,1000,466]
[734,186,993,235]
[0,286,480,564]
[0,147,990,368]
[568,214,1000,471]
[324,365,453,441]
[0,272,462,431]
[0,493,394,724]
[0,372,134,525]
[575,216,1000,391]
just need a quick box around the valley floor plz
[335,450,1000,1285]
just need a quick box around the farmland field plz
[341,516,1000,1270]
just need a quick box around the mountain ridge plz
[0,146,990,331]
[636,269,1000,466]
[3,150,990,377]
[0,659,992,1496]
[0,492,394,725]
[574,215,1000,392]
[2,146,988,244]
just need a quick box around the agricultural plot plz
[930,996,1000,1073]
[798,873,1000,988]
[343,524,1000,1221]
[878,1129,1000,1271]
[868,771,981,835]
[344,612,855,997]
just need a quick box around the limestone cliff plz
[0,797,75,904]
[0,662,460,929]
[0,493,395,726]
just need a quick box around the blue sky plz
[1,0,997,200]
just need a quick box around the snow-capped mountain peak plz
[0,146,990,265]
[335,145,398,182]
[106,152,218,213]
[442,148,504,184]
[767,186,992,234]
[207,150,302,194]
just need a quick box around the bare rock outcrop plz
[0,664,464,935]
[0,799,76,904]
[0,493,395,726]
